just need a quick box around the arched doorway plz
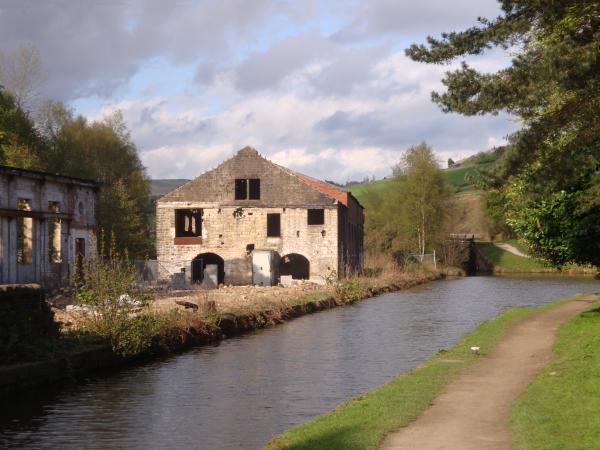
[192,253,225,284]
[279,253,310,280]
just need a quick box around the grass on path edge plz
[510,295,600,450]
[265,294,591,450]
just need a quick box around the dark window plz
[249,178,260,199]
[307,208,325,225]
[175,209,202,237]
[235,179,247,200]
[267,213,281,237]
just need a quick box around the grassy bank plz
[510,299,600,450]
[265,295,582,450]
[477,243,595,274]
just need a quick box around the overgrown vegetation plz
[72,237,158,357]
[266,296,574,450]
[510,300,600,450]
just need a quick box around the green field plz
[266,301,557,450]
[348,153,499,203]
[510,299,600,450]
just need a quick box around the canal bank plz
[0,270,441,397]
[1,276,597,449]
[267,291,600,450]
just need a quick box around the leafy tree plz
[0,88,44,169]
[407,1,600,267]
[362,142,452,257]
[398,142,452,255]
[38,104,154,258]
[447,157,455,167]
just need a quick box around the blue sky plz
[0,0,517,182]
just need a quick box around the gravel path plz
[381,294,599,450]
[494,242,530,258]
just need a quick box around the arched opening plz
[279,253,310,280]
[192,253,225,285]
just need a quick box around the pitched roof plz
[293,172,350,206]
[160,146,363,209]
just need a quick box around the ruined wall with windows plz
[157,147,364,285]
[0,166,98,287]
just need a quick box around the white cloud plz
[2,0,518,182]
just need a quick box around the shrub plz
[72,235,157,357]
[334,278,364,303]
[0,286,60,364]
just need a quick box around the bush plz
[0,286,60,364]
[72,237,157,357]
[334,278,365,303]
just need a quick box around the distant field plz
[443,164,479,191]
[348,160,496,203]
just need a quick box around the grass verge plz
[478,243,595,274]
[265,296,581,450]
[478,242,549,271]
[510,297,600,450]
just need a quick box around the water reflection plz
[1,276,597,449]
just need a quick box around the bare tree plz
[0,44,45,113]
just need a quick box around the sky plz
[0,0,518,182]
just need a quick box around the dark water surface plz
[1,276,598,449]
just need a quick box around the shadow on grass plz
[268,425,360,450]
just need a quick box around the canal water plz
[1,275,598,449]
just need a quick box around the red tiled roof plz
[294,172,349,206]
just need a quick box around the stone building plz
[0,165,99,287]
[157,147,364,285]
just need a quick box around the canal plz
[1,275,598,449]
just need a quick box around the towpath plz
[381,294,599,450]
[494,242,530,258]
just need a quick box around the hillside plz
[348,149,502,201]
[150,179,190,198]
[347,150,503,239]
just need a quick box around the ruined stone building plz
[0,166,98,287]
[157,147,364,285]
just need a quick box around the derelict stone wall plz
[156,204,339,284]
[0,171,98,287]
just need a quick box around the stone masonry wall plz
[157,204,338,284]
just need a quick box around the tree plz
[362,142,452,258]
[447,158,455,167]
[0,45,44,114]
[0,88,45,169]
[407,1,600,267]
[37,105,154,258]
[398,142,452,256]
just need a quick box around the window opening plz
[307,208,325,225]
[17,198,33,264]
[235,179,247,200]
[249,179,260,199]
[235,178,261,200]
[267,213,281,237]
[48,201,62,263]
[175,209,202,237]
